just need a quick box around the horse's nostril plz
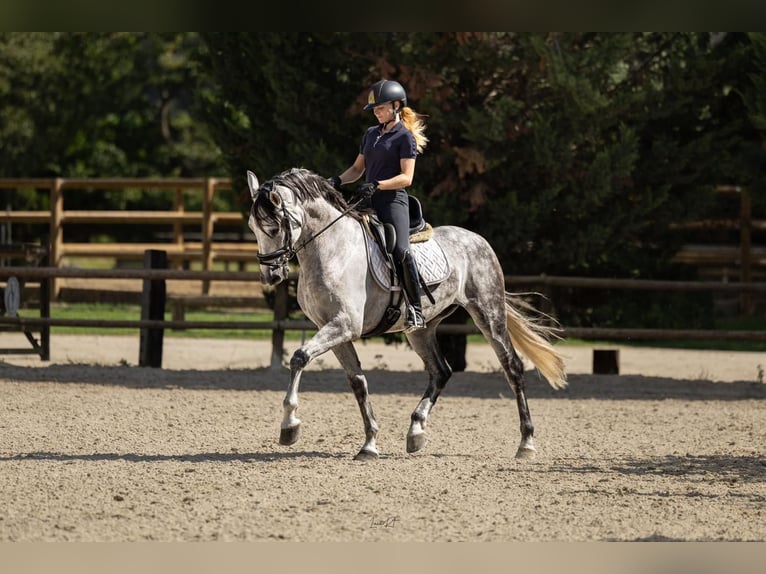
[269,275,284,286]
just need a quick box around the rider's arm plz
[338,154,365,185]
[377,157,415,191]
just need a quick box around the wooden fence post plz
[139,250,167,368]
[39,247,50,361]
[201,178,215,295]
[740,187,753,315]
[49,178,63,298]
[173,188,185,271]
[436,306,469,371]
[270,281,289,368]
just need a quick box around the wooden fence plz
[0,177,254,296]
[671,185,766,308]
[1,179,764,366]
[2,262,766,368]
[2,179,763,302]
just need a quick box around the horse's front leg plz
[279,347,308,446]
[278,322,355,447]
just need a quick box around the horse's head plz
[246,170,304,286]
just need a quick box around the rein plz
[256,195,365,267]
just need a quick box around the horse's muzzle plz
[260,264,289,286]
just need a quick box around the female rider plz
[328,79,429,332]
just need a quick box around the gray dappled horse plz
[247,168,567,460]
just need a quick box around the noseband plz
[255,241,295,268]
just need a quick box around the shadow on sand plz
[1,363,765,401]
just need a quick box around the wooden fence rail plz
[0,177,252,296]
[2,264,766,368]
[670,185,766,312]
[504,274,766,293]
[8,266,766,291]
[3,179,763,304]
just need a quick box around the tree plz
[380,33,759,327]
[0,32,227,242]
[196,32,766,329]
[197,32,392,209]
[0,32,745,328]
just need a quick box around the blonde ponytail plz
[400,107,429,154]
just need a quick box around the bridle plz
[251,203,300,268]
[252,185,365,269]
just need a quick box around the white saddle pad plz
[364,226,451,291]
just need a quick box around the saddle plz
[363,195,432,255]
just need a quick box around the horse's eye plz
[259,220,281,238]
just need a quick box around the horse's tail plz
[504,293,568,390]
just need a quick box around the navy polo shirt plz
[359,122,417,184]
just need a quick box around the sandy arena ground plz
[0,332,764,542]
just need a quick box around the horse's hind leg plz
[465,302,536,459]
[332,342,380,461]
[404,327,452,453]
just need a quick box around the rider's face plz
[373,103,397,124]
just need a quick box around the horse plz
[246,167,567,461]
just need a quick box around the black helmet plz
[363,79,407,110]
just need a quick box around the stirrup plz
[404,306,426,333]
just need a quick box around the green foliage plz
[554,288,716,330]
[3,33,766,331]
[0,32,229,243]
[194,32,766,329]
[392,34,734,281]
[0,33,224,181]
[197,32,388,209]
[745,33,766,132]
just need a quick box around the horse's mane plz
[252,167,364,230]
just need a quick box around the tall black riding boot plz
[400,250,426,332]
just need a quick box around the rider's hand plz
[356,181,378,199]
[327,175,342,191]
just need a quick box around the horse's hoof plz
[353,448,379,461]
[406,432,427,453]
[514,446,537,459]
[279,425,300,446]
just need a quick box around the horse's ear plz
[269,190,283,208]
[246,170,259,200]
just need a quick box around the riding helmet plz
[363,79,407,110]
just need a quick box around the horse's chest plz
[295,273,361,320]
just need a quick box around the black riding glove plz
[327,175,342,191]
[356,181,378,199]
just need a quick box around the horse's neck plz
[298,202,361,254]
[302,201,350,231]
